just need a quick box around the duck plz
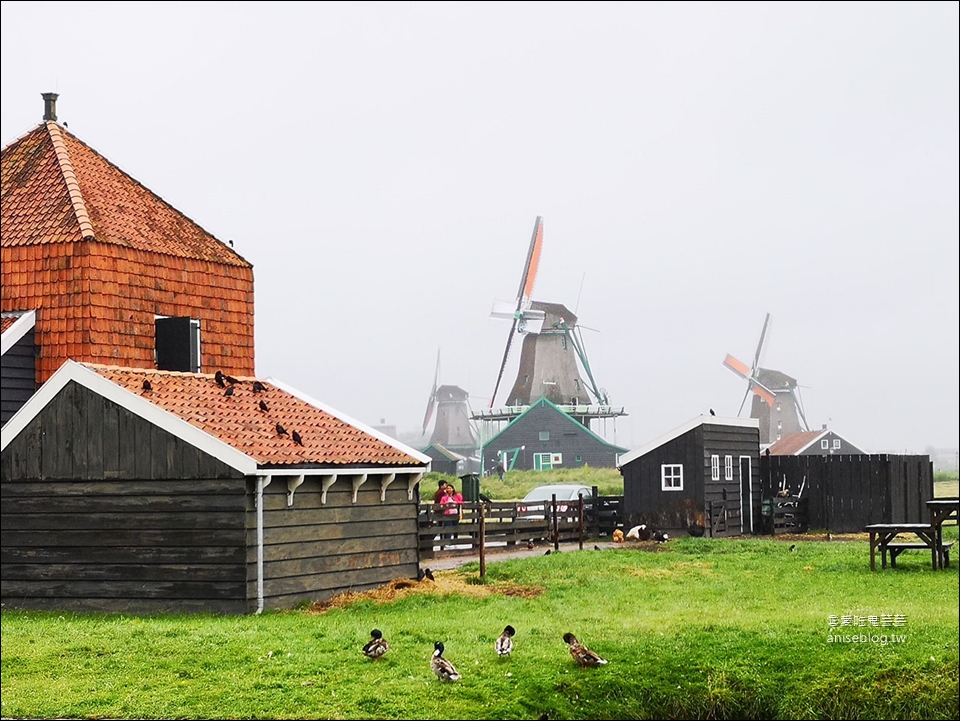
[362,629,389,661]
[653,530,670,543]
[612,529,625,543]
[563,632,608,667]
[625,524,647,540]
[431,641,461,681]
[495,625,516,656]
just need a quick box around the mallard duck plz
[495,625,515,656]
[431,641,461,681]
[563,632,608,667]
[362,629,389,660]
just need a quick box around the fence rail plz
[417,495,623,558]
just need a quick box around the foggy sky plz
[2,1,957,456]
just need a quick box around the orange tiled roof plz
[767,430,823,456]
[85,363,423,468]
[2,122,249,266]
[1,314,19,334]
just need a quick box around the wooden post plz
[578,497,584,550]
[552,494,560,551]
[479,505,487,579]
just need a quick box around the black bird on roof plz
[224,385,235,397]
[292,430,303,446]
[258,400,269,412]
[142,379,152,392]
[276,423,288,436]
[709,408,716,416]
[225,374,239,385]
[253,380,266,393]
[215,370,226,388]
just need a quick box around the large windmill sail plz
[489,216,545,408]
[421,348,441,435]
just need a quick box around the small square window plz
[539,430,550,441]
[821,439,829,449]
[832,439,841,449]
[662,464,683,491]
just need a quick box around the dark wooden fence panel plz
[759,454,932,532]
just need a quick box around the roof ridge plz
[46,121,95,240]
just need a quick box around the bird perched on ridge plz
[709,408,716,416]
[258,400,269,412]
[142,379,152,393]
[563,633,608,667]
[362,629,389,661]
[253,380,266,393]
[215,370,226,388]
[292,430,303,446]
[431,642,461,681]
[224,374,239,385]
[495,625,516,657]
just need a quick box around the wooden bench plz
[887,541,954,568]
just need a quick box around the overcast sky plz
[2,1,957,456]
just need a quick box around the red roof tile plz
[84,363,424,468]
[767,430,823,456]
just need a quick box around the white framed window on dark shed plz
[711,454,720,481]
[661,464,683,491]
[725,455,733,480]
[833,439,841,449]
[155,316,200,372]
[821,439,829,449]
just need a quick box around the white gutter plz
[256,474,272,614]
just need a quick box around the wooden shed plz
[481,397,627,474]
[767,427,865,456]
[1,361,430,614]
[618,415,761,536]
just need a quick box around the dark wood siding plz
[483,403,624,472]
[1,478,249,614]
[759,454,933,532]
[621,423,760,535]
[250,476,421,610]
[1,328,37,426]
[1,380,244,481]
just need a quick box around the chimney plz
[42,92,59,122]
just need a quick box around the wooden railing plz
[417,495,623,558]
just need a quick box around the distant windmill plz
[421,349,478,453]
[483,217,623,428]
[723,312,809,445]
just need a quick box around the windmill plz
[723,312,809,445]
[421,349,478,454]
[482,217,624,429]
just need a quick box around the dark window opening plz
[156,317,200,372]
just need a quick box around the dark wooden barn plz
[618,415,761,536]
[1,361,430,614]
[760,454,933,533]
[1,310,37,425]
[421,443,468,477]
[480,397,627,474]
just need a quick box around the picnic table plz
[865,498,958,571]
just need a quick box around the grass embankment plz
[2,530,957,720]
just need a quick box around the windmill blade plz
[752,312,771,372]
[489,217,544,408]
[750,380,776,408]
[737,384,752,416]
[421,348,440,434]
[723,354,751,380]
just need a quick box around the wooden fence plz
[760,454,933,533]
[418,495,623,558]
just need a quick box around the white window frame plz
[724,455,733,481]
[832,439,841,449]
[661,464,683,491]
[711,454,720,481]
[821,439,829,449]
[533,452,553,470]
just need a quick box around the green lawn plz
[2,529,957,720]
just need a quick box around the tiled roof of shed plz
[767,430,823,456]
[85,364,423,468]
[1,314,18,334]
[1,122,249,267]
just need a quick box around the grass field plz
[2,528,957,720]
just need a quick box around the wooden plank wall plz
[0,328,36,425]
[1,478,250,614]
[251,477,421,610]
[759,455,933,532]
